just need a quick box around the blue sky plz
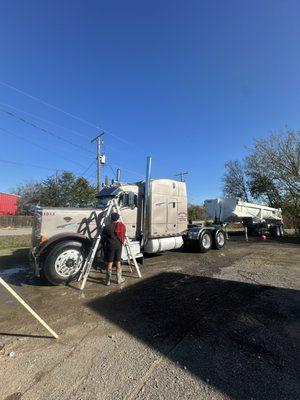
[0,0,299,203]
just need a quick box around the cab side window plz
[119,192,137,208]
[118,194,124,207]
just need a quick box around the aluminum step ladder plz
[78,198,142,290]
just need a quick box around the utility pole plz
[175,172,188,182]
[91,131,104,192]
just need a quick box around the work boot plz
[116,267,125,284]
[105,269,112,286]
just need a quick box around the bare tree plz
[246,130,300,199]
[245,130,300,232]
[222,160,249,201]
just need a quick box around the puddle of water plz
[0,266,26,276]
[0,265,38,287]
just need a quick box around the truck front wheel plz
[43,241,86,285]
[198,231,212,253]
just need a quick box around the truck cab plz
[96,183,140,240]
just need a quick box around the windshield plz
[97,196,115,208]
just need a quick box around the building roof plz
[0,192,20,198]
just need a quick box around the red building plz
[0,192,19,215]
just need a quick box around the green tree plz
[13,171,97,213]
[188,204,205,222]
[70,177,97,207]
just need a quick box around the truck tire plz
[212,229,226,249]
[198,230,212,253]
[280,225,284,236]
[270,225,281,238]
[275,226,281,238]
[43,241,86,285]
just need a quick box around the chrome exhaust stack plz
[142,156,152,247]
[116,168,121,182]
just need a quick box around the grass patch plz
[0,235,31,250]
[0,236,31,268]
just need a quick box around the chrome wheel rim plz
[216,232,225,246]
[202,233,211,249]
[54,249,83,277]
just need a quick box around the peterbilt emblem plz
[64,217,73,222]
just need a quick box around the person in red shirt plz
[101,212,126,286]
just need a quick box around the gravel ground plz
[0,237,299,400]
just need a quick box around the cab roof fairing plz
[95,182,143,199]
[95,186,122,198]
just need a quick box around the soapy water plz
[0,266,26,276]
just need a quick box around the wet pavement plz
[0,237,299,400]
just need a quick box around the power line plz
[0,80,98,129]
[103,128,146,152]
[80,159,96,176]
[0,80,148,153]
[108,162,144,179]
[0,102,133,158]
[0,101,89,139]
[106,163,116,178]
[86,170,97,181]
[0,102,148,179]
[0,107,94,155]
[0,126,86,168]
[0,158,66,172]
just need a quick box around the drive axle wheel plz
[198,230,212,253]
[213,229,226,249]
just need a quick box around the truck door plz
[118,192,138,239]
[167,199,178,234]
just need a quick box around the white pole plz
[245,226,248,241]
[225,225,229,240]
[0,276,58,339]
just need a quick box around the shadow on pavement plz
[88,272,300,400]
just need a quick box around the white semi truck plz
[30,158,226,285]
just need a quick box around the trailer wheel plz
[212,229,226,249]
[43,241,86,285]
[280,225,284,236]
[270,225,281,238]
[198,230,212,253]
